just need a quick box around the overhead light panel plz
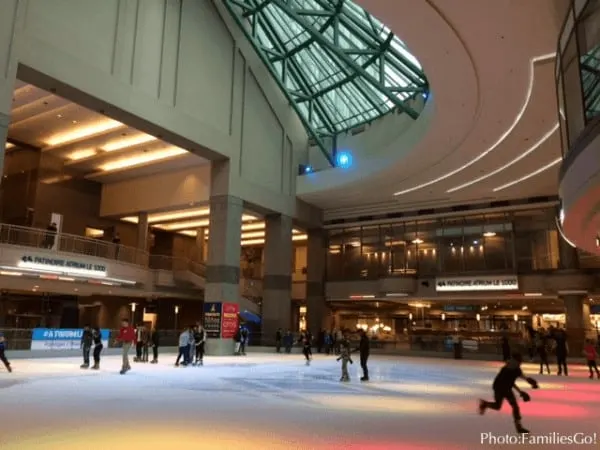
[5,142,14,150]
[67,149,97,160]
[483,232,496,237]
[40,174,72,184]
[493,157,561,192]
[158,219,210,231]
[45,119,123,147]
[102,133,157,152]
[99,147,187,171]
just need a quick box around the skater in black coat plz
[478,352,539,434]
[355,329,370,381]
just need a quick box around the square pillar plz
[306,228,328,336]
[562,294,592,355]
[205,194,243,355]
[262,214,293,344]
[196,227,206,262]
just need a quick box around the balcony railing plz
[0,223,147,266]
[149,254,206,278]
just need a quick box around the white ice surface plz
[0,353,597,449]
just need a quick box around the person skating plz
[283,330,293,354]
[337,335,353,382]
[583,339,600,379]
[356,329,370,381]
[175,328,191,367]
[275,328,282,353]
[239,326,249,356]
[535,329,550,375]
[91,326,103,370]
[150,326,159,364]
[134,324,146,363]
[80,325,93,369]
[116,318,136,375]
[553,328,569,376]
[478,352,539,434]
[0,332,12,373]
[193,324,206,366]
[300,330,312,365]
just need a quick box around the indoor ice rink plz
[0,354,597,450]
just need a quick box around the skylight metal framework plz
[222,0,429,166]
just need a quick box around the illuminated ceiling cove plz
[223,0,428,166]
[7,83,207,183]
[120,207,307,246]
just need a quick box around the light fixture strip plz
[492,157,561,192]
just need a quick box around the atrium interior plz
[1,0,600,448]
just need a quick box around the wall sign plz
[221,303,239,339]
[31,328,109,350]
[18,255,107,277]
[443,304,477,312]
[435,275,518,292]
[203,302,222,339]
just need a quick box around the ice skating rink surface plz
[0,353,597,450]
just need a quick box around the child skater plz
[0,332,12,372]
[478,352,539,434]
[583,339,600,379]
[336,335,353,382]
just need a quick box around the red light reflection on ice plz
[499,400,589,418]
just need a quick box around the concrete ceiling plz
[6,82,208,184]
[297,0,566,217]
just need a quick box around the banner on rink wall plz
[30,328,110,350]
[221,303,239,339]
[203,302,222,338]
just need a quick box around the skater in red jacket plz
[116,318,136,375]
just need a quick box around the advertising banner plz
[30,328,109,350]
[203,302,222,339]
[221,303,239,339]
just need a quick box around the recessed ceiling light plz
[72,120,78,124]
[57,114,63,118]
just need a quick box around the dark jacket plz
[92,329,102,347]
[81,329,93,347]
[358,334,370,356]
[493,359,523,392]
[151,330,159,347]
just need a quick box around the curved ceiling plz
[223,0,428,165]
[295,0,567,218]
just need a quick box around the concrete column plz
[306,228,328,336]
[0,111,8,176]
[205,194,243,355]
[558,234,579,270]
[562,294,592,355]
[196,227,206,262]
[262,214,293,343]
[137,212,149,251]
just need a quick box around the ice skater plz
[91,326,103,370]
[337,335,353,382]
[80,325,93,369]
[584,339,600,379]
[478,352,539,434]
[356,329,370,381]
[193,324,206,366]
[0,332,12,372]
[175,327,191,367]
[535,329,550,374]
[300,330,312,365]
[553,328,569,376]
[116,318,136,375]
[150,326,159,364]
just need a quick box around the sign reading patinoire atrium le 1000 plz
[17,255,107,277]
[435,275,518,292]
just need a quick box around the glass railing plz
[0,223,147,266]
[556,0,600,154]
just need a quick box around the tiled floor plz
[0,352,597,449]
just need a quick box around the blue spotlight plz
[336,151,352,169]
[304,165,313,173]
